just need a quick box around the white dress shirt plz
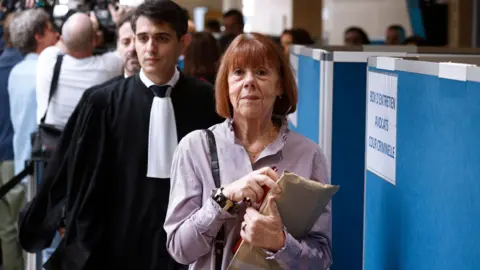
[36,46,123,128]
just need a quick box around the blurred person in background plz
[219,32,236,55]
[0,10,23,270]
[115,10,140,77]
[404,35,427,46]
[344,26,370,46]
[183,32,220,84]
[222,9,243,37]
[35,11,123,129]
[84,9,140,85]
[280,28,315,56]
[188,20,196,33]
[177,7,194,70]
[0,6,6,54]
[219,9,244,54]
[6,9,58,267]
[205,19,221,39]
[385,24,405,45]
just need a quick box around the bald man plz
[60,13,96,56]
[35,12,124,128]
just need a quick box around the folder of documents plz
[228,171,340,270]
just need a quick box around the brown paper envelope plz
[227,171,340,269]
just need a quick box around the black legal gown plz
[18,73,224,270]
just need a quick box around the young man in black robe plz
[18,1,223,269]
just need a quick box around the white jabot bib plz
[141,68,180,179]
[146,93,178,179]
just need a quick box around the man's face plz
[37,21,59,50]
[344,31,363,46]
[134,16,184,76]
[223,15,242,36]
[117,22,140,76]
[280,33,293,55]
[386,29,402,45]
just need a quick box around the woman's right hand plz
[222,167,280,203]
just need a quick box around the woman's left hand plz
[240,196,286,252]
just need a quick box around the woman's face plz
[228,64,282,120]
[280,33,293,55]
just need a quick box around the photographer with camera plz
[35,11,123,129]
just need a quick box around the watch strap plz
[212,187,237,213]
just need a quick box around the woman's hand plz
[222,167,280,203]
[240,196,286,252]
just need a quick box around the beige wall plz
[174,0,223,15]
[246,0,322,39]
[222,0,242,12]
[246,0,292,35]
[323,0,412,45]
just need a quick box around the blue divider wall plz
[406,0,426,38]
[364,62,480,270]
[289,54,320,143]
[330,62,367,270]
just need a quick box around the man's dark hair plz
[344,26,370,45]
[388,24,405,33]
[181,7,190,20]
[223,9,244,26]
[387,24,406,40]
[218,33,236,54]
[206,19,220,32]
[131,0,188,39]
[282,28,315,45]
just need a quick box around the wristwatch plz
[211,187,238,213]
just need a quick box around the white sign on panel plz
[366,71,398,185]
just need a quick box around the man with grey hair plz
[6,8,58,269]
[36,11,123,129]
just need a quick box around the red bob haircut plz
[215,33,298,118]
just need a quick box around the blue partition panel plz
[330,62,366,270]
[289,54,320,143]
[364,66,480,270]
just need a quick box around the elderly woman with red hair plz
[164,33,332,270]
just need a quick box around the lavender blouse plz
[164,119,333,269]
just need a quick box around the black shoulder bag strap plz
[41,54,64,124]
[0,162,33,199]
[204,129,224,270]
[0,56,66,200]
